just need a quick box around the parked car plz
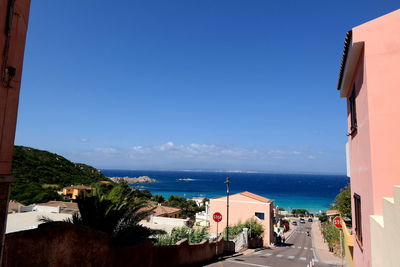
[300,218,306,223]
[292,221,298,226]
[308,218,313,222]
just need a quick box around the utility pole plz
[225,177,230,241]
[0,0,31,263]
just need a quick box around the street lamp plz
[225,177,231,241]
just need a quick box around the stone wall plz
[2,222,234,267]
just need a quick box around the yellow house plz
[62,185,92,199]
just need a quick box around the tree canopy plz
[333,185,351,218]
[163,195,204,219]
[291,209,309,215]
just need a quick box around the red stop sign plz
[213,212,223,222]
[333,216,342,229]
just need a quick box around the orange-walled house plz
[209,191,274,246]
[336,9,400,267]
[62,185,92,199]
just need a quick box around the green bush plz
[319,212,328,223]
[322,222,340,249]
[223,218,264,240]
[154,226,209,246]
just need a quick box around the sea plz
[101,170,349,213]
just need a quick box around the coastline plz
[128,187,333,213]
[103,169,348,214]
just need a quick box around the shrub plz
[319,212,328,223]
[154,226,209,246]
[223,218,264,240]
[322,222,340,250]
[164,195,204,219]
[333,185,351,219]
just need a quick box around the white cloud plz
[77,142,330,172]
[92,142,317,162]
[129,142,258,159]
[95,147,119,154]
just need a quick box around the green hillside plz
[11,146,108,204]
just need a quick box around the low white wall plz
[35,205,60,213]
[19,205,35,212]
[6,211,72,234]
[150,216,188,226]
[370,186,400,267]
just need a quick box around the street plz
[205,219,338,267]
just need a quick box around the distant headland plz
[109,176,157,184]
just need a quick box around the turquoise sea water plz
[101,170,349,213]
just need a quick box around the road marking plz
[276,254,283,258]
[226,259,271,267]
[288,256,295,260]
[291,245,295,248]
[254,251,263,255]
[263,253,272,257]
[314,259,319,262]
[298,246,302,249]
[304,247,308,250]
[299,257,307,261]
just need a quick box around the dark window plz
[354,193,362,245]
[255,212,265,220]
[349,85,357,132]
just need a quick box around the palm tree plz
[41,183,159,246]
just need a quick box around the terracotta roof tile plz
[239,191,271,203]
[64,185,92,190]
[212,191,271,203]
[337,30,352,90]
[153,205,181,216]
[326,209,340,216]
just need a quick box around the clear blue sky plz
[15,1,399,173]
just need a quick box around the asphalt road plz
[205,219,338,267]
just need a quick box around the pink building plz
[337,9,400,267]
[209,191,274,246]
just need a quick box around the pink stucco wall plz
[348,53,374,267]
[344,9,400,267]
[209,192,274,246]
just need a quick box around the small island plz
[109,176,157,184]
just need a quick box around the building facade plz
[337,9,400,267]
[209,191,274,246]
[62,185,92,199]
